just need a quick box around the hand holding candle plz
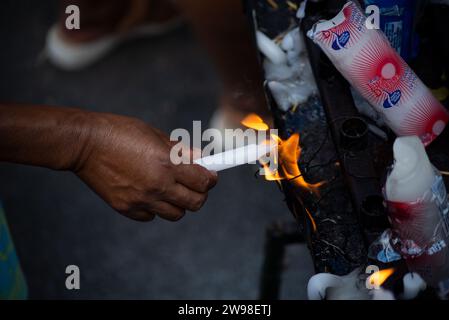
[194,114,277,172]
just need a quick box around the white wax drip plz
[402,272,426,300]
[256,31,287,65]
[371,288,395,300]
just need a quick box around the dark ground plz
[0,1,314,299]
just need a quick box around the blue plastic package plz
[363,0,419,61]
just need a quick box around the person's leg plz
[52,0,269,120]
[47,0,182,69]
[177,0,270,124]
[57,0,180,43]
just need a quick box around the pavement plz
[0,0,314,299]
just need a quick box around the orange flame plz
[241,114,324,194]
[270,133,324,194]
[241,114,270,131]
[368,268,395,288]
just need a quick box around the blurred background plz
[0,0,314,299]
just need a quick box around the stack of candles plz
[402,273,426,300]
[256,25,318,112]
[307,270,427,300]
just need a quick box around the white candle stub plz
[256,30,287,65]
[194,143,275,172]
[307,273,343,300]
[371,288,395,300]
[307,269,370,300]
[402,272,426,300]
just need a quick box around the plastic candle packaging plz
[384,136,449,288]
[307,1,449,146]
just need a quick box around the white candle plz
[307,273,344,300]
[256,31,287,65]
[386,136,435,202]
[194,143,275,172]
[402,272,426,300]
[371,288,395,300]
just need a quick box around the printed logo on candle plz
[331,31,351,50]
[169,121,279,175]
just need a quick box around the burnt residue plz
[276,94,367,275]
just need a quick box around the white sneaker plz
[45,17,183,71]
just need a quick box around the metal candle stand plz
[246,0,449,299]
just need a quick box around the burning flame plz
[242,113,325,233]
[368,268,395,288]
[241,113,324,194]
[241,114,270,131]
[242,114,324,232]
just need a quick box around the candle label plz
[385,174,449,258]
[307,1,449,146]
[368,229,402,263]
[370,172,449,265]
